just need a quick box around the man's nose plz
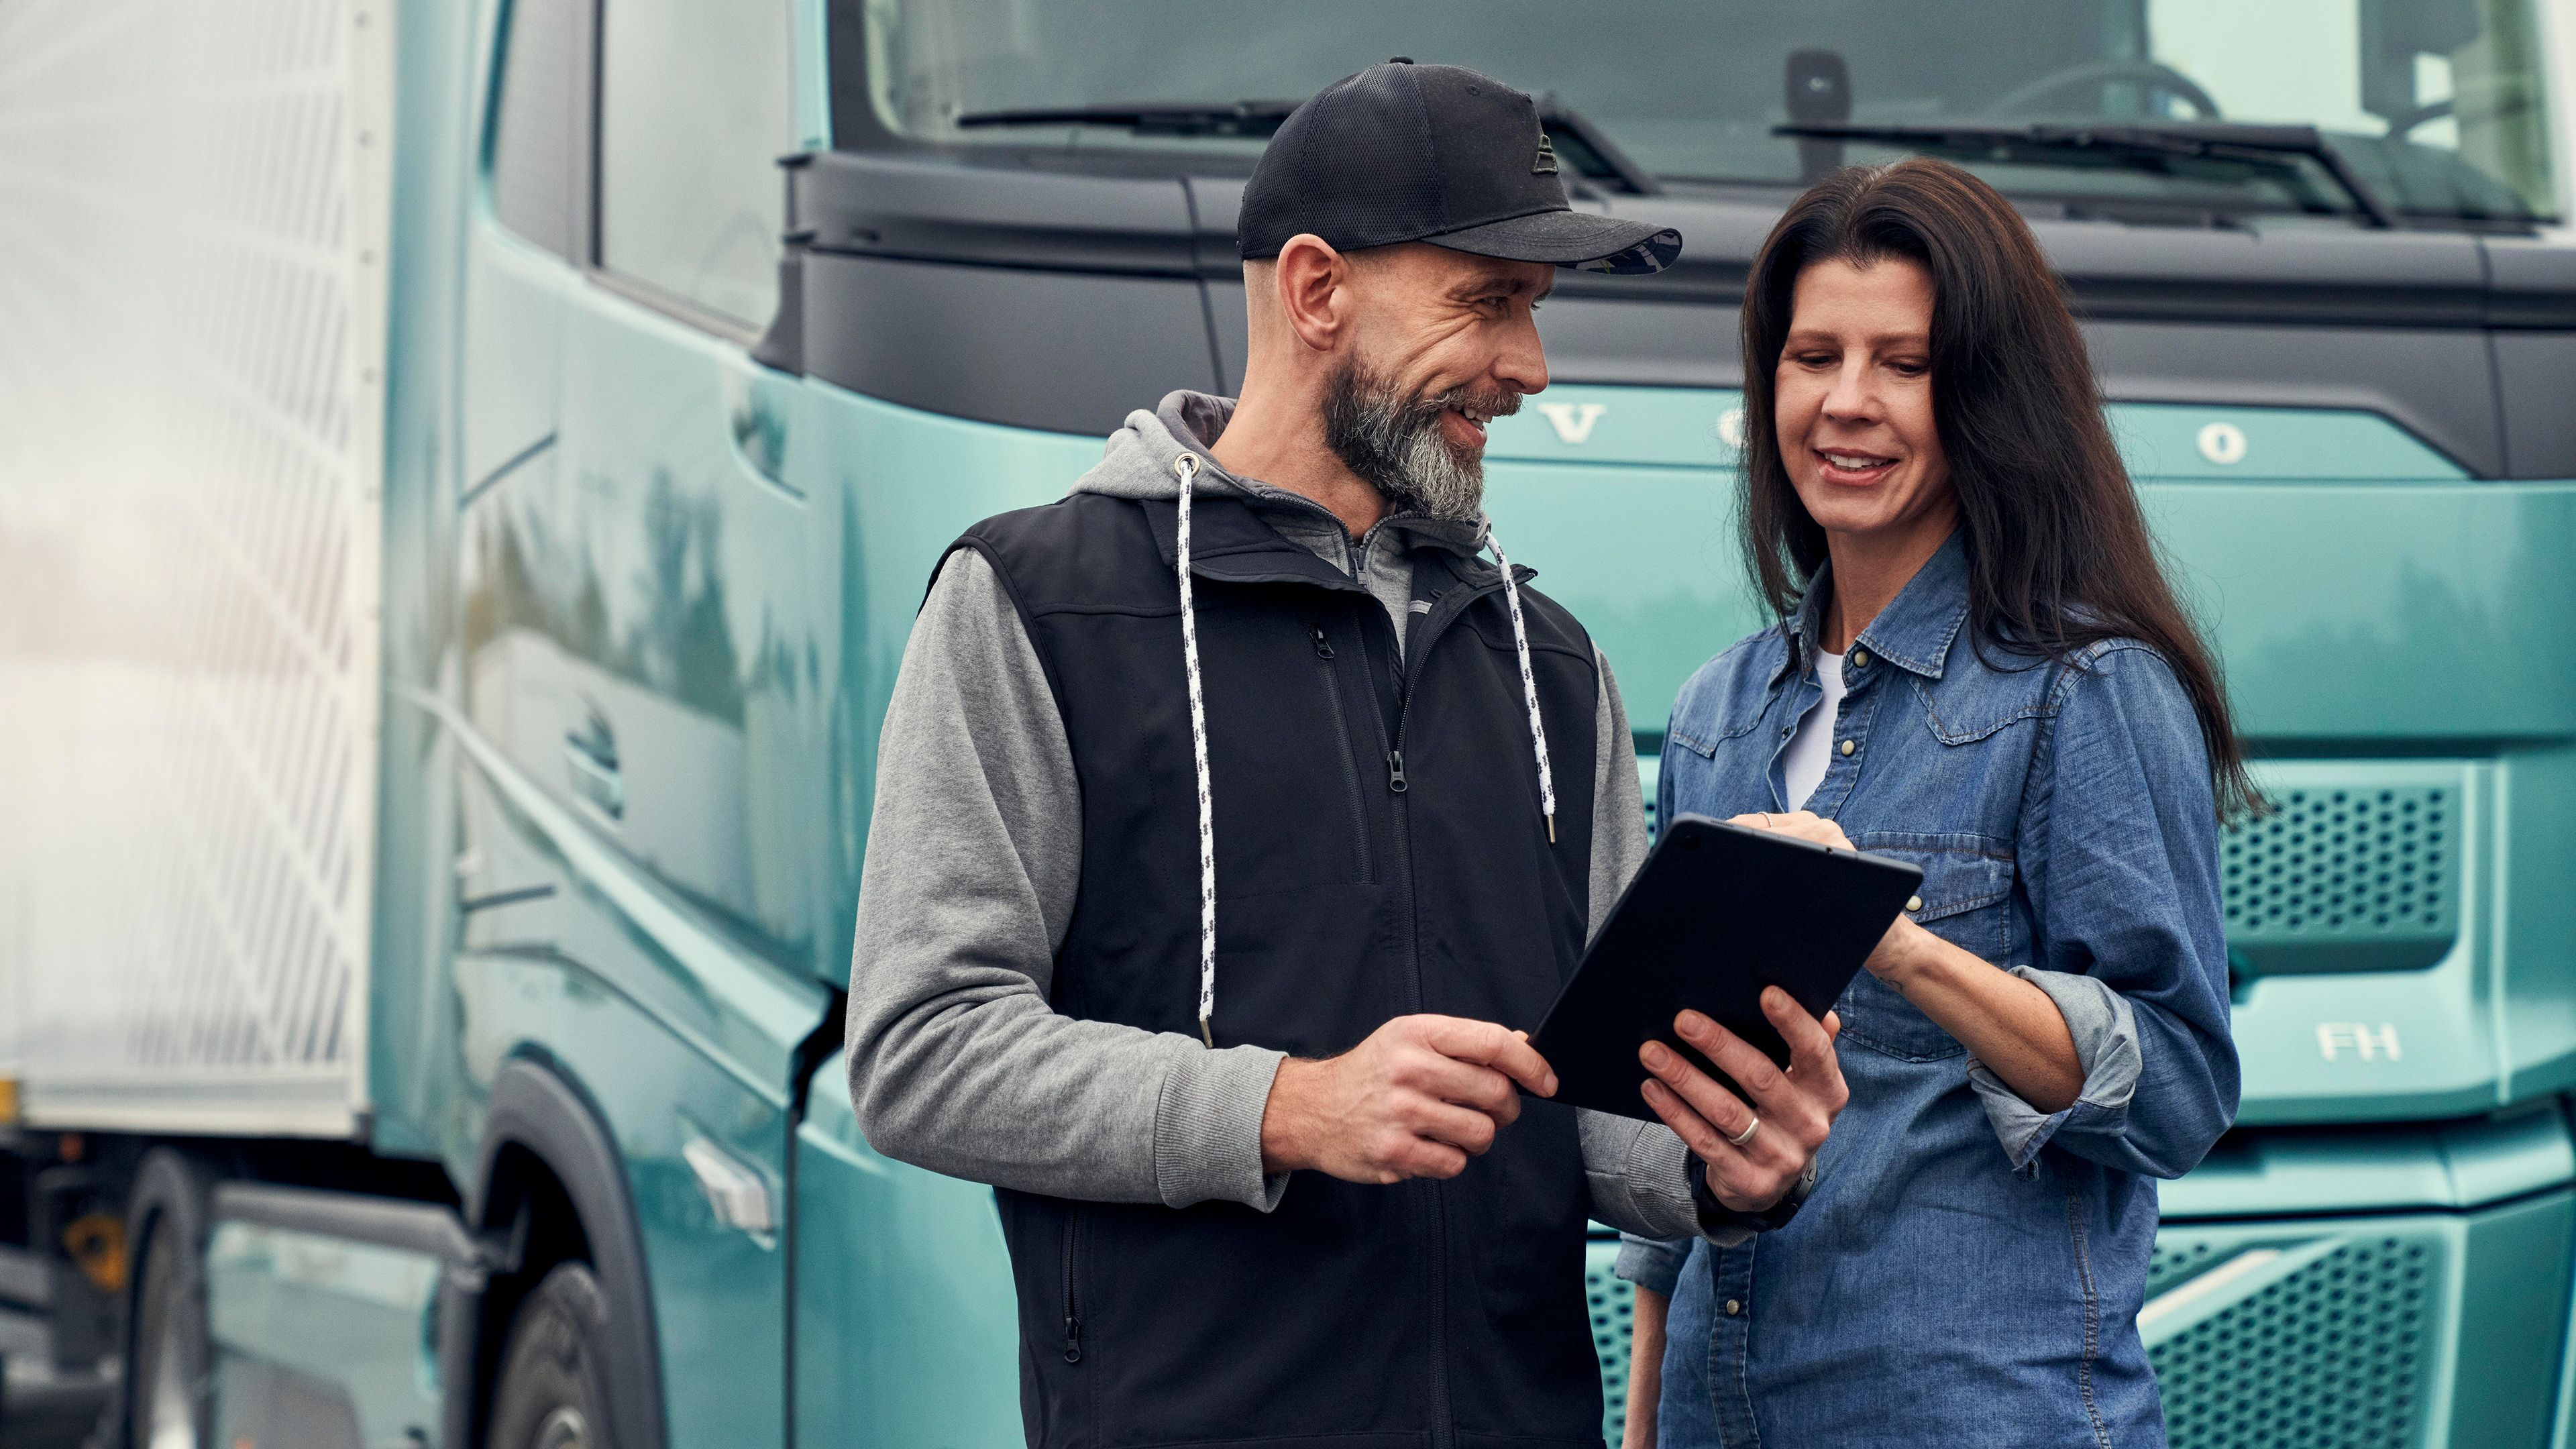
[1494,314,1550,396]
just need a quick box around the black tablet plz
[1529,813,1925,1122]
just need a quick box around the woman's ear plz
[1273,233,1352,354]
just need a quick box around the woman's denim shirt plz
[1623,533,2239,1448]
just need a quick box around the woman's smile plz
[1814,447,1900,487]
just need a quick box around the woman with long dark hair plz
[1616,158,2245,1446]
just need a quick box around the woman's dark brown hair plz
[1738,157,2258,818]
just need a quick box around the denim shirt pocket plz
[1834,831,2015,1061]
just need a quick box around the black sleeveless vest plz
[955,489,1607,1449]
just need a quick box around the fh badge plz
[2316,1022,2402,1061]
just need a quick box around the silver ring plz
[1755,812,1772,829]
[1728,1116,1761,1149]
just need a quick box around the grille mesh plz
[1587,1240,1635,1443]
[2220,777,2459,972]
[2151,1234,2441,1449]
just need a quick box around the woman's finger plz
[1671,1013,1796,1108]
[1639,1043,1756,1142]
[1764,988,1845,1086]
[1644,1081,1799,1205]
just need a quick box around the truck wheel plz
[486,1262,618,1449]
[124,1148,215,1449]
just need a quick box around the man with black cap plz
[845,60,1848,1444]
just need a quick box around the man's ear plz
[1274,233,1352,354]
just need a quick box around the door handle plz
[563,700,623,820]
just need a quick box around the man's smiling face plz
[1320,244,1554,519]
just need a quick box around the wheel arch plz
[451,1051,667,1449]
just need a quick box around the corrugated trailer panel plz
[0,0,393,1135]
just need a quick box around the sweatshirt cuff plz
[1615,1232,1693,1297]
[1151,1043,1291,1210]
[1967,967,2143,1175]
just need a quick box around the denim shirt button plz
[1724,1299,1742,1316]
[1780,725,1793,738]
[1907,894,1924,912]
[1839,739,1856,756]
[1851,649,1868,667]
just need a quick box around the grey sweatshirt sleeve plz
[1573,652,1723,1242]
[843,549,1289,1210]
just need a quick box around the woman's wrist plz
[1866,916,1945,990]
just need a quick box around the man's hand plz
[1261,1015,1558,1183]
[1638,989,1848,1214]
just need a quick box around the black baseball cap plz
[1238,60,1682,275]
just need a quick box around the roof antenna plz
[1786,49,1851,184]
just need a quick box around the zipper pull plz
[1311,624,1334,659]
[1387,749,1409,794]
[1063,1316,1083,1364]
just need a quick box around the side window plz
[490,0,582,258]
[598,0,796,327]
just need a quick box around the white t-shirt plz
[1780,649,1847,812]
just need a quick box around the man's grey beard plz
[1320,362,1518,523]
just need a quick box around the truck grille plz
[2151,1231,2440,1449]
[1585,1242,1637,1443]
[2220,765,2465,974]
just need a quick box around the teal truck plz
[1,1,2573,1446]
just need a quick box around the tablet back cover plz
[1532,814,1924,1122]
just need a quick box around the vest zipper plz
[1346,599,1452,1449]
[1311,623,1375,881]
[1061,1208,1083,1364]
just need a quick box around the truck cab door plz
[531,3,819,1445]
[456,0,591,892]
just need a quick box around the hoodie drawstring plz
[1485,535,1557,844]
[1169,453,1560,1047]
[1173,453,1220,1047]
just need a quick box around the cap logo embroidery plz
[1532,135,1560,176]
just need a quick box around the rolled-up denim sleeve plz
[1998,644,2240,1179]
[1615,1232,1693,1296]
[1967,966,2143,1173]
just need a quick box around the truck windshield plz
[857,0,2557,225]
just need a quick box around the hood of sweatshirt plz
[1069,390,1492,564]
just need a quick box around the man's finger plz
[1409,1055,1522,1126]
[1410,1099,1503,1156]
[1424,1016,1558,1097]
[1823,1010,1842,1043]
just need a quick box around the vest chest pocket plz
[1834,833,2015,1061]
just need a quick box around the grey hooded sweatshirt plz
[844,390,1715,1240]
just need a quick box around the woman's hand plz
[1637,989,1847,1212]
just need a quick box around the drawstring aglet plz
[1199,1014,1214,1049]
[1546,812,1556,845]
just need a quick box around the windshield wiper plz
[1774,119,2396,228]
[956,97,1661,195]
[955,101,1299,138]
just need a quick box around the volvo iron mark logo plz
[1537,401,1605,444]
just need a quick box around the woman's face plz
[1773,256,1955,543]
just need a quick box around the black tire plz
[122,1149,215,1449]
[486,1263,619,1449]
